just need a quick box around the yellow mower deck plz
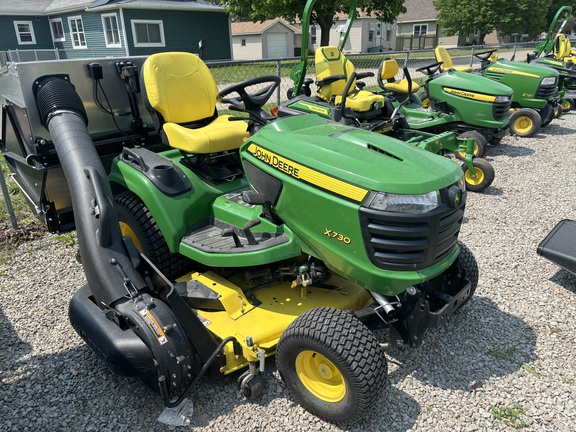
[178,270,372,375]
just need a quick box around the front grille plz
[360,187,465,271]
[493,99,512,120]
[536,83,557,99]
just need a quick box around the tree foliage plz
[219,0,406,47]
[434,0,551,43]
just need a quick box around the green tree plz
[435,0,551,43]
[219,0,406,47]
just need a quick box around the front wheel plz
[455,241,479,307]
[554,104,563,119]
[561,97,574,112]
[509,108,541,137]
[276,307,387,424]
[454,130,487,160]
[462,158,495,192]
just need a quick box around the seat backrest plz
[142,52,218,125]
[554,34,571,60]
[315,46,356,100]
[379,58,399,82]
[435,46,454,69]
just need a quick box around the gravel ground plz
[1,112,576,432]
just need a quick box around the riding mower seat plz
[377,58,420,95]
[141,52,249,154]
[314,46,384,114]
[435,47,473,73]
[553,34,574,61]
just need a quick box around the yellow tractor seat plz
[435,46,473,73]
[142,52,248,154]
[314,46,384,112]
[378,58,420,94]
[554,34,572,61]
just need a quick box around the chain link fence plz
[1,43,539,108]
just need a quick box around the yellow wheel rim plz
[465,167,485,186]
[119,221,142,250]
[561,100,571,110]
[457,141,479,159]
[513,116,533,134]
[295,350,346,402]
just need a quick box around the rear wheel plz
[561,97,574,112]
[276,307,387,424]
[454,130,487,160]
[114,190,193,281]
[462,158,495,192]
[509,108,541,137]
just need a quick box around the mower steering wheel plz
[474,49,497,62]
[415,61,443,76]
[218,75,281,113]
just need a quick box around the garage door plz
[266,33,288,58]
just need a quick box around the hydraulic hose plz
[35,77,146,307]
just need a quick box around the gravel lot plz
[1,112,575,432]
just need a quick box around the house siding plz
[123,9,231,60]
[0,16,53,50]
[232,35,263,61]
[53,12,126,59]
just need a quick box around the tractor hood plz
[241,114,463,197]
[433,69,514,98]
[486,59,559,82]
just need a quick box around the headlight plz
[541,76,557,86]
[494,95,510,103]
[366,191,440,213]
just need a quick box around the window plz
[102,13,121,47]
[310,26,317,45]
[50,18,65,42]
[241,38,246,47]
[14,21,36,45]
[413,24,428,36]
[131,20,165,47]
[369,30,374,42]
[68,16,87,49]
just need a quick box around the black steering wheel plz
[415,61,443,76]
[473,49,497,62]
[218,75,281,114]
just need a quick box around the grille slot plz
[360,191,465,271]
[536,84,556,99]
[493,99,512,120]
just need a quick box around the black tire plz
[462,158,495,192]
[561,97,574,112]
[454,130,487,160]
[540,104,554,127]
[553,104,563,119]
[509,108,541,137]
[455,241,479,305]
[114,190,193,281]
[276,307,387,424]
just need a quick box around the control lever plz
[222,228,242,248]
[243,219,261,246]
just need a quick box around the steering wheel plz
[218,75,281,113]
[415,61,443,76]
[474,49,497,62]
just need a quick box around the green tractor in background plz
[528,5,576,110]
[435,47,561,138]
[282,0,506,192]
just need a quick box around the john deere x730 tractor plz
[0,51,477,424]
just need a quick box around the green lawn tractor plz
[435,47,561,137]
[281,0,500,192]
[527,6,576,108]
[0,52,478,424]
